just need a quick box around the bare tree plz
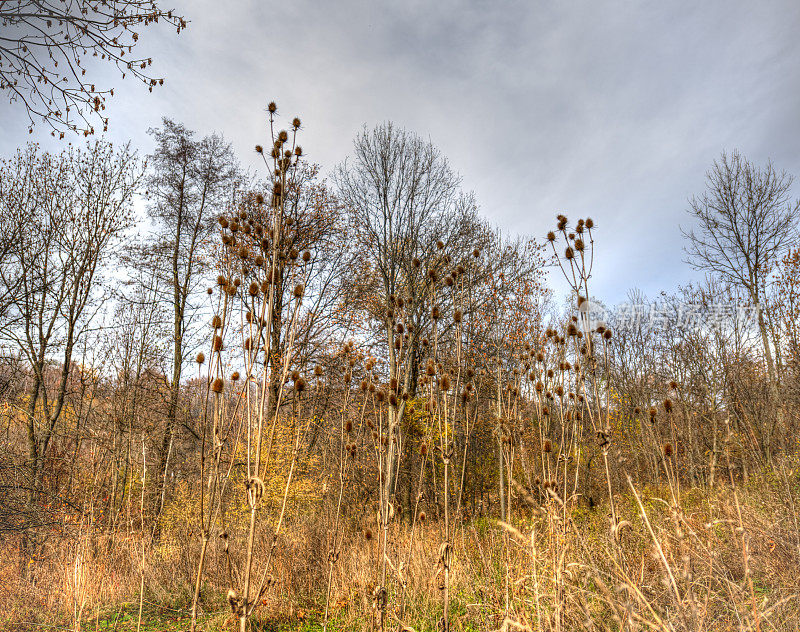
[682,150,799,454]
[0,141,142,510]
[0,0,186,135]
[139,118,239,521]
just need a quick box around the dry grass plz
[4,457,800,632]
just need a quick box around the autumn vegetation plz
[1,102,800,632]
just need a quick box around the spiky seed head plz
[412,257,421,268]
[292,117,301,128]
[440,375,451,391]
[603,329,613,340]
[669,380,678,390]
[217,275,227,287]
[294,284,304,298]
[213,336,223,352]
[295,377,306,392]
[248,281,259,296]
[431,306,441,320]
[428,268,438,282]
[211,378,224,394]
[543,440,552,453]
[574,238,585,251]
[302,250,311,262]
[565,247,575,260]
[231,371,240,382]
[649,407,657,419]
[196,352,205,364]
[663,399,673,413]
[364,527,373,541]
[278,130,288,143]
[436,240,444,250]
[212,315,222,329]
[663,443,673,457]
[454,309,462,323]
[585,218,594,229]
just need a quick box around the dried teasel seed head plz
[248,281,259,296]
[302,250,311,262]
[453,309,462,323]
[294,284,304,298]
[603,329,613,340]
[231,371,240,382]
[211,378,224,394]
[292,117,301,128]
[364,527,373,541]
[669,380,678,390]
[574,238,585,251]
[663,399,673,413]
[196,352,205,364]
[440,375,451,391]
[217,275,227,287]
[278,130,288,143]
[212,315,222,329]
[428,268,438,282]
[663,443,673,457]
[565,247,575,260]
[585,217,594,229]
[295,377,306,392]
[213,336,223,352]
[547,231,556,242]
[473,248,480,258]
[431,306,441,320]
[543,440,552,453]
[412,257,421,268]
[268,101,277,113]
[314,365,323,377]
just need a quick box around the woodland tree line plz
[1,108,800,631]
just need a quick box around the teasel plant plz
[321,339,367,632]
[194,102,316,632]
[546,216,620,533]
[188,283,245,632]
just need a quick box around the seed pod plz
[211,378,224,394]
[196,352,205,364]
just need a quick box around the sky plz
[2,0,799,305]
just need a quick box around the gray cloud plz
[2,0,798,303]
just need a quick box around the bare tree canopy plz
[683,150,799,294]
[0,0,186,135]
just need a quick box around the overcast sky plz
[2,0,799,304]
